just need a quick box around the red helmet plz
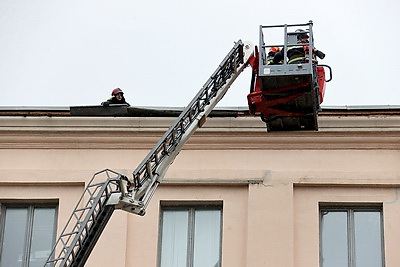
[111,88,123,96]
[269,47,280,53]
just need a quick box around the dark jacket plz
[273,46,305,64]
[273,46,325,64]
[101,96,130,106]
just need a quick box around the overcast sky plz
[0,0,399,108]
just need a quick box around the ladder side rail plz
[45,172,121,267]
[46,180,107,266]
[45,179,102,266]
[47,169,115,260]
[131,41,247,192]
[49,168,121,256]
[132,44,243,190]
[48,181,105,265]
[67,180,120,267]
[71,206,115,267]
[131,41,244,180]
[130,41,254,213]
[56,177,120,267]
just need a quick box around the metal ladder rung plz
[60,231,79,237]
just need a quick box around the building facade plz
[0,107,399,267]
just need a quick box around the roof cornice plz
[0,116,399,150]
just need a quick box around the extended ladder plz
[44,170,126,267]
[45,40,253,267]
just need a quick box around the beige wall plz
[294,186,400,267]
[0,115,399,266]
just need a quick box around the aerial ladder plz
[44,40,254,267]
[44,22,331,267]
[247,21,332,131]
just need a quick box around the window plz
[158,205,222,267]
[320,206,384,267]
[0,204,57,267]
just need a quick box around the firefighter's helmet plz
[111,88,124,96]
[295,29,309,41]
[269,47,280,53]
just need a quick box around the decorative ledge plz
[0,116,399,150]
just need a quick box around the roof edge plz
[0,105,400,117]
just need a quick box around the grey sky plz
[0,0,399,107]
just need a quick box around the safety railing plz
[45,170,124,267]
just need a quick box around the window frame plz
[319,204,385,267]
[0,202,58,267]
[157,202,223,267]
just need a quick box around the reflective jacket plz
[273,45,325,64]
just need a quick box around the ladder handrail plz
[130,40,252,201]
[45,170,123,267]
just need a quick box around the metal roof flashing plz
[0,105,399,117]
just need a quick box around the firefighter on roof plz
[101,88,130,106]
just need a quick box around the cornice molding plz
[0,116,399,150]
